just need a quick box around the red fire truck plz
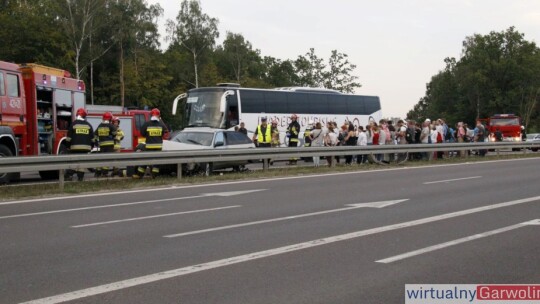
[483,114,523,142]
[0,61,160,183]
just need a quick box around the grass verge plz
[1,152,539,201]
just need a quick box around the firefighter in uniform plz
[133,108,168,179]
[94,112,117,177]
[287,114,301,165]
[65,108,95,181]
[252,117,272,147]
[111,116,125,176]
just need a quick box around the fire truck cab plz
[485,114,523,142]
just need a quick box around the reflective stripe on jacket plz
[257,125,272,143]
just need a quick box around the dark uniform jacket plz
[287,121,301,142]
[95,122,117,148]
[66,119,95,152]
[141,120,168,150]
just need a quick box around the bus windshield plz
[184,90,225,128]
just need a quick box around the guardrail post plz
[523,146,527,155]
[59,169,65,191]
[330,155,335,167]
[177,163,182,180]
[263,159,269,171]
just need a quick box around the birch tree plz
[166,0,218,88]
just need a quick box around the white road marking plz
[2,157,538,206]
[376,219,540,263]
[423,176,482,185]
[71,205,241,228]
[20,195,540,304]
[0,190,264,220]
[164,200,409,238]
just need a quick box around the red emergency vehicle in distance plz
[483,114,523,142]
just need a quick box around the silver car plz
[526,133,540,152]
[162,128,255,175]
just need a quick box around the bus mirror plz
[220,90,235,113]
[172,93,187,115]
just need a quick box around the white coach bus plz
[172,84,382,146]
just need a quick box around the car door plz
[225,131,254,167]
[212,131,230,169]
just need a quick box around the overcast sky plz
[147,0,540,118]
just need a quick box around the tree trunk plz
[193,51,198,88]
[120,38,125,109]
[75,48,81,80]
[89,19,94,105]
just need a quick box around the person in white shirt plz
[430,124,439,143]
[420,121,431,160]
[356,125,368,164]
[325,124,338,167]
[310,122,326,167]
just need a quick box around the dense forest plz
[407,27,540,131]
[0,0,360,129]
[2,1,539,131]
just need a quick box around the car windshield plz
[172,132,214,146]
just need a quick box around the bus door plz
[222,90,238,129]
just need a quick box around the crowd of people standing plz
[250,114,500,167]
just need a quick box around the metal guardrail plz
[0,142,539,189]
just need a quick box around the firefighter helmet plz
[76,108,87,118]
[103,112,113,121]
[112,116,120,124]
[151,108,160,117]
[291,114,298,119]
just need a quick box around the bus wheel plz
[0,144,18,184]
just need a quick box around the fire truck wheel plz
[0,144,17,184]
[39,145,70,180]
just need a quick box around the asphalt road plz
[1,157,539,303]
